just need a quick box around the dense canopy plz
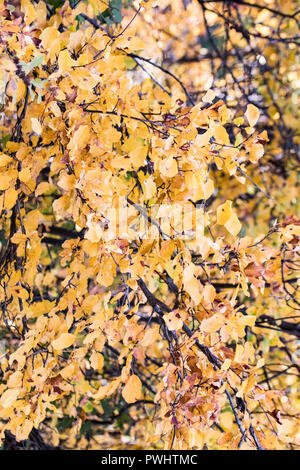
[0,0,299,450]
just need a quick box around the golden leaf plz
[214,125,230,145]
[159,157,178,178]
[203,284,216,304]
[122,374,143,404]
[224,212,242,237]
[163,310,183,331]
[21,0,37,24]
[16,419,33,442]
[5,187,18,210]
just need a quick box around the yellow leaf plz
[201,178,214,199]
[188,429,205,448]
[19,167,31,184]
[217,200,232,225]
[183,264,202,305]
[245,104,259,127]
[96,257,116,286]
[21,0,37,24]
[224,212,242,237]
[239,315,256,327]
[40,27,59,50]
[5,188,18,210]
[70,125,90,150]
[0,154,12,167]
[16,419,33,442]
[11,233,27,244]
[203,284,216,304]
[85,224,103,243]
[90,30,109,51]
[221,358,231,371]
[95,378,121,400]
[23,209,40,233]
[256,358,265,369]
[0,175,12,191]
[7,371,23,388]
[35,181,51,197]
[90,352,104,371]
[60,363,76,379]
[140,325,160,347]
[195,128,212,147]
[52,333,75,350]
[234,344,244,363]
[249,143,264,163]
[234,117,244,126]
[58,49,74,73]
[122,374,143,403]
[200,314,224,333]
[31,118,42,135]
[68,30,84,50]
[214,125,230,145]
[143,176,156,199]
[121,137,148,170]
[202,89,215,103]
[163,310,183,331]
[159,157,178,178]
[15,79,26,103]
[57,173,75,192]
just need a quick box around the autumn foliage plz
[0,0,299,450]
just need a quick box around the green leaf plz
[98,0,123,25]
